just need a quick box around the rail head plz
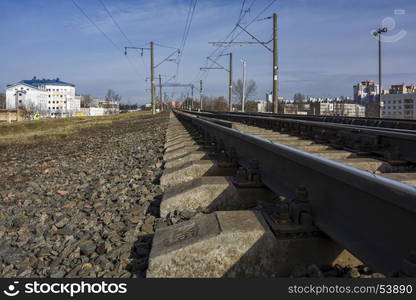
[174,109,416,276]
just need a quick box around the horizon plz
[1,0,415,104]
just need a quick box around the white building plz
[5,77,79,118]
[381,84,416,119]
[312,102,366,117]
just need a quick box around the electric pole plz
[229,52,233,112]
[150,41,155,115]
[241,59,246,112]
[200,80,203,110]
[207,15,276,113]
[200,53,232,112]
[158,74,163,111]
[273,13,279,113]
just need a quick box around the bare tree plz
[105,89,122,102]
[232,79,257,104]
[81,94,94,108]
[203,96,228,111]
[294,93,306,110]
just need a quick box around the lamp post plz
[373,27,388,118]
[241,59,247,112]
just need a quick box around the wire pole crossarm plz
[124,46,150,56]
[206,57,228,71]
[200,67,224,70]
[154,49,180,69]
[236,24,272,52]
[209,41,271,46]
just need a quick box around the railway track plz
[145,110,416,278]
[201,110,416,130]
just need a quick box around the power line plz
[237,0,247,23]
[200,0,276,80]
[71,0,120,51]
[98,0,134,46]
[71,0,142,80]
[176,0,198,80]
[97,0,146,81]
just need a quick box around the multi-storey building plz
[353,80,379,104]
[5,77,79,117]
[381,84,416,119]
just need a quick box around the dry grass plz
[0,111,153,147]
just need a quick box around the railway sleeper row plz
[146,112,363,278]
[231,123,416,187]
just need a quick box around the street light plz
[373,27,388,118]
[241,59,247,112]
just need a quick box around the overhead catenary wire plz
[176,0,198,81]
[70,0,143,79]
[98,0,134,46]
[98,0,145,80]
[197,0,277,83]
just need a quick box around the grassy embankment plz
[0,111,154,147]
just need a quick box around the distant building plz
[311,102,365,117]
[281,102,310,115]
[381,84,416,119]
[353,80,379,104]
[5,77,79,118]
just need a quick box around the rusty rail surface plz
[174,109,416,276]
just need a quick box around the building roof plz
[7,77,75,89]
[22,77,75,87]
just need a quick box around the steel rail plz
[184,110,416,164]
[174,109,416,276]
[201,110,416,130]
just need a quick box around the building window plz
[48,101,50,103]
[19,100,22,103]
[48,107,51,109]
[49,95,51,97]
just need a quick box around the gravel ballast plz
[0,114,169,278]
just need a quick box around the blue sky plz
[0,0,415,104]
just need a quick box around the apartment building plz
[353,80,379,104]
[381,84,416,119]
